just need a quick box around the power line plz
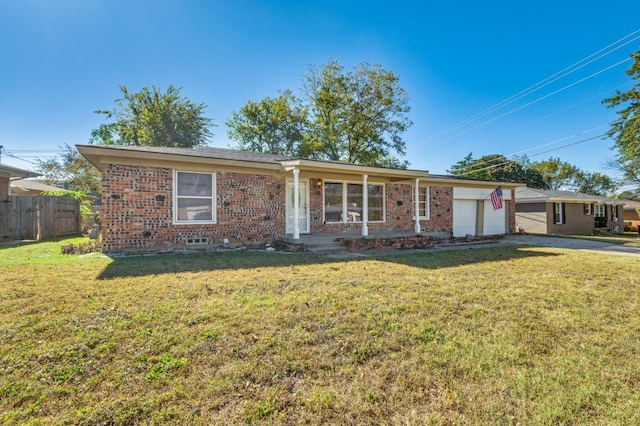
[414,28,640,148]
[418,56,632,151]
[455,133,606,177]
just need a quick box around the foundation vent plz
[186,237,209,245]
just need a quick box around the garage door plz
[453,200,477,237]
[483,200,506,235]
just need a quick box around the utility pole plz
[0,145,3,163]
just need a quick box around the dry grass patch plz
[1,239,639,424]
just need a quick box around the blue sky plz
[1,1,639,180]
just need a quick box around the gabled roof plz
[0,164,40,179]
[516,187,623,205]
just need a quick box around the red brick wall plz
[309,179,453,235]
[101,164,499,253]
[0,176,9,196]
[100,164,285,253]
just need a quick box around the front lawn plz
[1,239,639,424]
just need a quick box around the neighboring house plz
[515,187,625,235]
[77,144,521,254]
[623,200,640,232]
[0,164,40,195]
[9,179,66,195]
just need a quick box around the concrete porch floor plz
[276,231,434,244]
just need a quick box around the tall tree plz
[603,50,640,189]
[227,61,412,168]
[225,90,306,156]
[91,85,214,148]
[528,157,580,190]
[448,153,547,188]
[302,61,412,167]
[529,158,617,196]
[36,144,102,195]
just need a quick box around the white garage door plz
[483,201,505,235]
[453,200,477,237]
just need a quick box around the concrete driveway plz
[497,234,640,257]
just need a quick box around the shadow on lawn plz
[96,245,559,280]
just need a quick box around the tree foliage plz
[226,61,412,168]
[36,144,102,195]
[448,153,618,196]
[225,90,305,156]
[603,50,640,189]
[447,153,547,188]
[91,85,214,148]
[528,157,617,196]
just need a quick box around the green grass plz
[1,238,639,424]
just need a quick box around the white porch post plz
[362,174,369,236]
[414,178,421,233]
[293,168,300,240]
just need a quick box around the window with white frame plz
[174,171,215,223]
[594,204,605,218]
[583,203,592,215]
[611,205,618,221]
[323,181,384,223]
[417,186,430,219]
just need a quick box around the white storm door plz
[286,179,310,234]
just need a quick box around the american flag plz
[490,186,503,210]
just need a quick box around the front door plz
[286,179,309,234]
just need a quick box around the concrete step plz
[306,243,349,256]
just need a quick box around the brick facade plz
[100,164,515,254]
[308,179,453,235]
[0,176,9,196]
[101,164,286,254]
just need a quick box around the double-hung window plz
[323,181,384,223]
[594,204,605,218]
[417,186,430,219]
[554,202,564,224]
[174,171,216,224]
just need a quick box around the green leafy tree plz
[91,85,214,147]
[528,157,579,190]
[615,189,640,200]
[227,61,412,168]
[603,50,640,190]
[572,171,617,196]
[225,90,306,156]
[529,158,617,196]
[36,144,102,195]
[302,61,412,167]
[448,153,547,187]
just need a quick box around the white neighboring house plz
[9,179,65,195]
[0,164,40,196]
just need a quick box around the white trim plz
[362,174,369,236]
[293,169,300,240]
[173,170,216,225]
[285,177,310,235]
[322,180,385,224]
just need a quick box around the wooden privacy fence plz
[0,196,81,241]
